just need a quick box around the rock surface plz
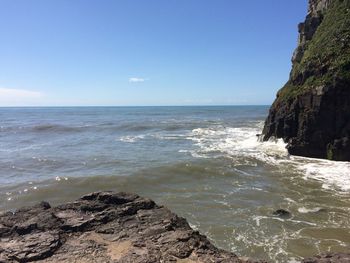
[1,191,350,262]
[263,0,350,160]
[272,209,292,219]
[302,253,350,262]
[0,191,263,263]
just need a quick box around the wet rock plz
[272,209,292,219]
[302,252,350,262]
[1,191,344,262]
[0,191,263,262]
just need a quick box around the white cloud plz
[0,87,44,106]
[129,77,147,83]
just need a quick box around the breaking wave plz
[186,122,350,192]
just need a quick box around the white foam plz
[186,122,350,193]
[188,123,288,165]
[284,197,297,203]
[253,215,317,226]
[296,158,350,192]
[298,207,322,213]
[288,258,301,263]
[54,176,69,182]
[119,135,145,143]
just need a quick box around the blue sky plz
[0,0,307,106]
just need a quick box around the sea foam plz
[187,122,350,192]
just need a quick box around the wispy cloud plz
[0,87,44,106]
[129,77,147,83]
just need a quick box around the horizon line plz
[0,104,270,108]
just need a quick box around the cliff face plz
[262,0,350,161]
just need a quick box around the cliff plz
[262,0,350,160]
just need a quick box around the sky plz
[0,0,308,106]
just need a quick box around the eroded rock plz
[302,252,350,263]
[0,192,262,263]
[1,192,348,262]
[0,232,60,262]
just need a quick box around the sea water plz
[1,106,350,262]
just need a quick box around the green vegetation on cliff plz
[277,0,350,102]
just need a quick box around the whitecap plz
[188,123,288,164]
[296,158,350,192]
[119,135,145,143]
[185,122,350,193]
[298,207,322,214]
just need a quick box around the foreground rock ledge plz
[0,192,349,263]
[0,192,262,263]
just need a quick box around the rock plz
[1,191,349,262]
[0,232,60,262]
[302,252,350,262]
[272,209,292,219]
[0,191,264,262]
[262,0,350,161]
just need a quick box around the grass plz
[276,0,350,102]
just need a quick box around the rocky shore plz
[0,191,262,263]
[0,191,349,262]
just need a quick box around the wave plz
[297,207,323,213]
[119,131,190,143]
[1,119,215,136]
[32,124,83,132]
[115,123,155,132]
[185,122,350,192]
[186,123,287,162]
[297,158,350,191]
[0,124,87,133]
[119,135,145,143]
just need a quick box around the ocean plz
[1,106,350,262]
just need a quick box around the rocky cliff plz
[262,0,350,161]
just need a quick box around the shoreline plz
[1,191,349,262]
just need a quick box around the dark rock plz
[0,232,61,262]
[0,191,264,262]
[1,191,349,262]
[272,209,292,219]
[302,252,350,262]
[263,0,350,161]
[13,220,37,235]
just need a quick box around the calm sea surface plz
[1,106,350,262]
